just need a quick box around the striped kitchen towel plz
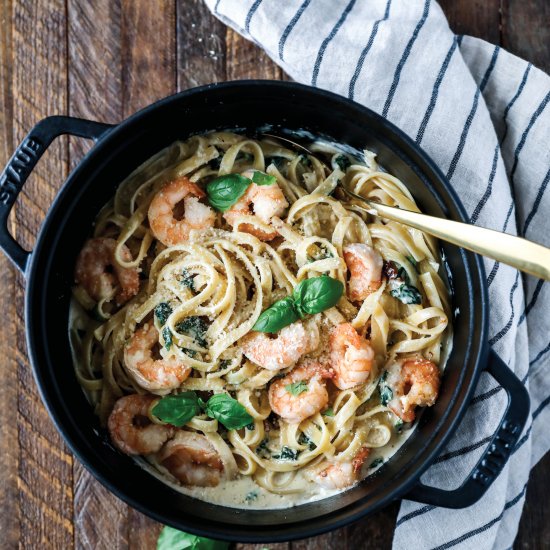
[204,0,550,548]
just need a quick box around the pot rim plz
[23,80,489,542]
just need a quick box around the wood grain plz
[225,28,282,81]
[438,0,501,45]
[176,0,226,90]
[0,1,549,549]
[0,2,17,548]
[68,1,176,548]
[501,0,550,74]
[12,0,74,548]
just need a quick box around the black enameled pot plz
[0,81,529,543]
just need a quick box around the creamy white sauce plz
[135,424,417,510]
[68,132,455,510]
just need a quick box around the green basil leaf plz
[406,255,419,271]
[175,316,209,347]
[255,438,271,458]
[369,457,384,469]
[162,326,173,351]
[151,391,202,427]
[322,408,334,417]
[155,302,173,326]
[206,174,251,212]
[157,526,229,550]
[397,266,410,284]
[334,154,351,171]
[390,283,422,305]
[292,275,344,316]
[285,381,308,396]
[252,296,300,333]
[273,446,300,461]
[205,393,253,430]
[379,381,393,407]
[180,269,195,291]
[298,432,316,451]
[251,170,276,186]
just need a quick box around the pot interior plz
[26,82,487,541]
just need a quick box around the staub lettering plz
[0,138,42,205]
[472,420,521,486]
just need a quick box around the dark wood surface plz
[0,1,548,549]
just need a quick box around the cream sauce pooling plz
[139,426,416,509]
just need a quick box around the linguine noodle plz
[70,131,451,506]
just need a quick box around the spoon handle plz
[368,201,550,281]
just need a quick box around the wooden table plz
[0,1,548,548]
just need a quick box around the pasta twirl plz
[70,132,451,509]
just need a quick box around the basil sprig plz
[204,393,253,430]
[252,296,299,333]
[253,275,344,333]
[291,275,343,317]
[206,170,277,212]
[251,170,276,186]
[157,525,228,550]
[285,380,308,396]
[151,392,202,427]
[152,391,253,430]
[206,174,251,212]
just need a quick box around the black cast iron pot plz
[0,81,530,543]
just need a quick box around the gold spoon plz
[262,133,550,281]
[339,186,550,281]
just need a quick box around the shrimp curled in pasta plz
[157,431,224,487]
[343,243,383,302]
[268,362,333,424]
[107,394,175,455]
[242,321,319,371]
[75,237,139,305]
[224,176,288,241]
[330,323,374,390]
[148,176,215,246]
[385,355,440,422]
[310,447,370,489]
[124,323,192,393]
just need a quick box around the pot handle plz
[0,115,113,273]
[405,349,530,508]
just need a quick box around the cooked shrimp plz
[330,323,374,390]
[157,431,224,487]
[385,355,440,422]
[343,243,383,302]
[75,237,139,305]
[224,175,288,241]
[242,321,319,371]
[107,394,175,455]
[124,323,192,392]
[148,176,215,246]
[310,447,370,489]
[268,362,333,424]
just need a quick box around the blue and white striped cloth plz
[204,1,550,548]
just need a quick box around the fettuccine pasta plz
[70,131,451,508]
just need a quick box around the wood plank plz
[438,0,501,45]
[68,2,130,547]
[176,0,226,90]
[501,0,550,74]
[11,1,74,547]
[68,1,176,547]
[120,0,176,117]
[225,28,282,81]
[0,0,18,546]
